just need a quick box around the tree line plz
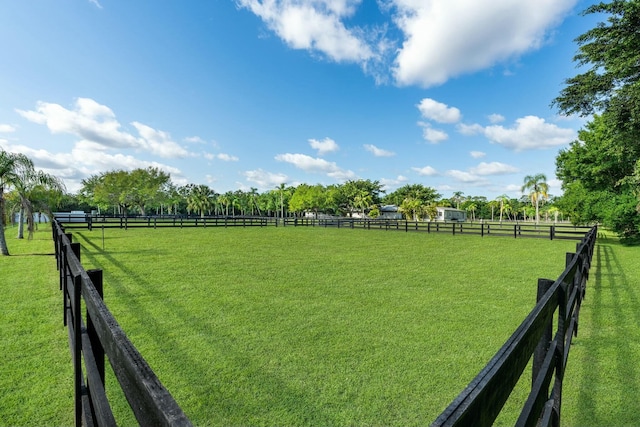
[26,165,556,222]
[1,148,564,257]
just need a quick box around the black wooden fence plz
[52,219,192,427]
[52,214,596,426]
[54,214,592,240]
[431,225,598,427]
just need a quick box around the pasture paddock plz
[63,225,588,426]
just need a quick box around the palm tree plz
[548,206,561,224]
[496,195,510,223]
[465,202,477,221]
[186,184,214,218]
[521,173,549,225]
[353,190,373,218]
[277,183,287,218]
[1,151,36,254]
[451,191,465,209]
[488,200,499,222]
[14,168,65,239]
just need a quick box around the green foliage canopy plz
[554,0,640,238]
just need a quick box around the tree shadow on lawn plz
[573,237,640,425]
[73,232,339,426]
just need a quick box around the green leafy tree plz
[338,179,384,216]
[289,184,328,218]
[383,184,440,207]
[553,1,640,238]
[82,168,171,217]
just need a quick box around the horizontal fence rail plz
[54,214,592,240]
[53,220,192,427]
[430,225,597,427]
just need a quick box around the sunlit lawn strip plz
[0,225,73,427]
[74,226,578,426]
[561,232,640,426]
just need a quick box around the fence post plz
[71,242,81,262]
[532,278,554,386]
[550,225,554,240]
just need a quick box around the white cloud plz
[1,139,183,193]
[131,122,190,158]
[17,98,191,158]
[0,124,16,133]
[185,136,206,144]
[363,144,395,157]
[470,151,486,158]
[380,175,408,192]
[392,0,577,87]
[244,169,289,189]
[412,166,438,176]
[484,115,576,150]
[469,161,518,176]
[488,113,505,124]
[417,98,461,123]
[275,152,355,180]
[419,122,448,144]
[446,170,484,183]
[457,123,484,136]
[89,0,103,9]
[217,153,239,162]
[309,137,339,155]
[237,0,380,64]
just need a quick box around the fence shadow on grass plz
[574,239,640,425]
[73,231,340,426]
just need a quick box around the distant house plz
[435,207,466,222]
[378,205,403,220]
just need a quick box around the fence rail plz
[431,225,597,427]
[54,214,592,240]
[53,220,192,427]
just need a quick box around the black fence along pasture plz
[431,225,598,427]
[52,220,192,427]
[51,214,596,426]
[55,214,592,241]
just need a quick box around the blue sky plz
[0,0,601,200]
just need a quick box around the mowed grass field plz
[3,224,638,426]
[72,226,577,426]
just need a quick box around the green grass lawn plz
[2,224,638,426]
[73,226,577,426]
[0,225,73,427]
[562,232,640,427]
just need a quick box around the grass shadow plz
[574,237,640,425]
